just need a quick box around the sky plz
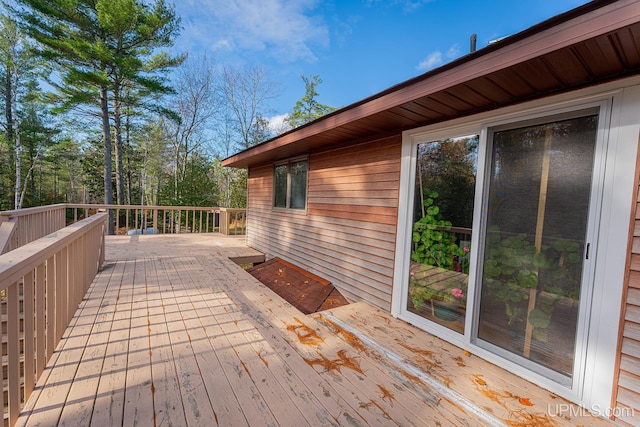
[172,0,592,128]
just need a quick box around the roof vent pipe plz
[470,34,477,53]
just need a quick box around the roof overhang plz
[223,0,640,169]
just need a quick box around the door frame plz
[391,79,640,410]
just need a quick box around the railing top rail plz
[219,208,247,212]
[0,212,107,290]
[0,204,247,216]
[65,204,223,211]
[0,204,67,218]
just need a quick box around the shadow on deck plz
[16,235,615,426]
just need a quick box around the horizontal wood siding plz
[247,136,401,310]
[614,140,640,424]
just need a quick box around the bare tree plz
[165,54,218,201]
[221,65,279,151]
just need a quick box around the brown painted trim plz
[611,130,640,420]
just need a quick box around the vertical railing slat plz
[45,257,55,362]
[23,271,35,401]
[55,249,65,344]
[7,281,20,426]
[35,264,45,379]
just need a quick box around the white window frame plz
[392,78,640,412]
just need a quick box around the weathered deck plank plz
[145,258,190,427]
[315,301,612,427]
[121,259,155,427]
[201,256,476,426]
[156,256,222,426]
[91,260,135,427]
[17,235,618,427]
[177,256,338,427]
[57,261,121,427]
[17,256,116,427]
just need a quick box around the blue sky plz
[173,0,591,126]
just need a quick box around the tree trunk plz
[113,85,125,205]
[125,102,132,205]
[4,69,13,167]
[18,154,38,209]
[174,144,179,201]
[11,65,21,209]
[100,85,115,234]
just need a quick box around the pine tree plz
[13,0,182,231]
[286,75,337,129]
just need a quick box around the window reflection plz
[407,135,478,334]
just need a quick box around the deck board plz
[146,258,190,427]
[91,260,134,427]
[16,234,618,426]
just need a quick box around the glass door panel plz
[477,111,598,379]
[407,135,478,334]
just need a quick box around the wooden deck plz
[16,234,616,426]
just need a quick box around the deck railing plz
[66,204,246,236]
[0,206,67,254]
[219,208,247,236]
[0,204,247,254]
[0,212,107,426]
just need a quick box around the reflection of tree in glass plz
[415,136,478,229]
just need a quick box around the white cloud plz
[416,51,442,71]
[446,44,460,59]
[366,0,434,13]
[212,39,232,51]
[267,114,292,135]
[416,44,461,71]
[176,0,329,63]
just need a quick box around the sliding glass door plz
[401,107,603,386]
[477,109,599,383]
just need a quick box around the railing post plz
[153,209,158,234]
[220,208,228,235]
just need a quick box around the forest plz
[0,0,335,212]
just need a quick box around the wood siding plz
[247,136,401,310]
[614,137,640,425]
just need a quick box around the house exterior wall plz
[615,134,640,425]
[246,136,401,310]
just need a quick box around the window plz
[273,159,307,210]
